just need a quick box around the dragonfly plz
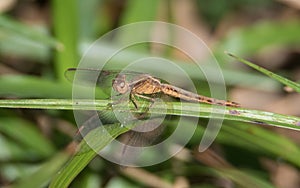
[65,68,240,108]
[65,68,240,161]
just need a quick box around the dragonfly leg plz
[130,93,161,121]
[130,91,156,109]
[130,92,139,109]
[133,93,156,108]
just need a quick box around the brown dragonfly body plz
[112,73,240,108]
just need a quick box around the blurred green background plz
[0,0,300,187]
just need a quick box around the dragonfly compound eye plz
[113,76,129,94]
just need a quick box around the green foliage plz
[227,52,300,93]
[0,0,300,187]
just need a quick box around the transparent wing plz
[65,68,155,97]
[64,68,120,89]
[65,68,149,88]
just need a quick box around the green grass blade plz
[226,52,300,93]
[0,99,107,110]
[52,0,79,81]
[49,122,133,188]
[49,148,96,188]
[0,99,299,130]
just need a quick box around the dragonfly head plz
[112,74,130,94]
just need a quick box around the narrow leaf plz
[226,52,300,93]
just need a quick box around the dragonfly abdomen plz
[161,84,240,107]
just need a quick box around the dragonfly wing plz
[65,68,120,88]
[65,68,148,86]
[65,68,152,97]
